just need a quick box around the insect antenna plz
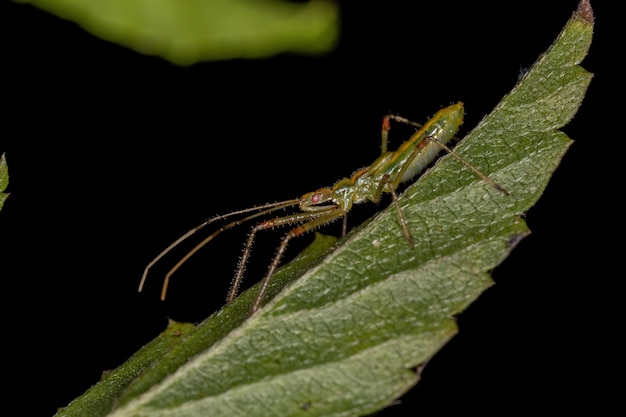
[138,199,302,299]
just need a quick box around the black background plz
[1,0,616,415]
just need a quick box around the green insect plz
[139,102,508,314]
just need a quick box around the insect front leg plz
[250,208,346,314]
[227,224,260,304]
[227,214,315,305]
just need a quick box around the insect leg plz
[250,208,346,314]
[372,174,414,247]
[422,136,509,195]
[227,209,335,304]
[153,199,301,300]
[382,114,425,154]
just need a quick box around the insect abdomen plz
[399,103,464,183]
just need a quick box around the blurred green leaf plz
[14,0,339,65]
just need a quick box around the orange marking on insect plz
[293,225,308,236]
[260,219,276,229]
[382,116,391,131]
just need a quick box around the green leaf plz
[55,321,197,417]
[14,0,339,65]
[54,1,593,416]
[0,153,8,211]
[55,234,338,417]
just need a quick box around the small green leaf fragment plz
[0,153,9,210]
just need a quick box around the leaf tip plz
[575,0,594,24]
[506,231,531,251]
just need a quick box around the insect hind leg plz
[386,114,508,195]
[382,114,423,154]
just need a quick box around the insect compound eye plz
[304,189,332,207]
